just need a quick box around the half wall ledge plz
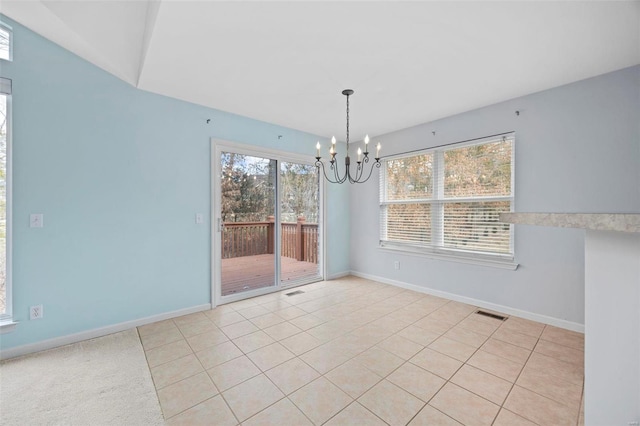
[499,212,640,233]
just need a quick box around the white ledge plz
[499,213,640,233]
[0,320,18,334]
[379,244,518,270]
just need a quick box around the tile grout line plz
[140,279,584,426]
[154,316,214,421]
[491,326,544,426]
[498,332,584,426]
[423,310,502,425]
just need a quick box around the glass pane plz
[444,140,512,198]
[280,162,320,284]
[0,95,6,314]
[220,152,277,296]
[383,203,431,244]
[443,201,512,254]
[385,154,433,200]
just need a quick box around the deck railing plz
[222,217,318,263]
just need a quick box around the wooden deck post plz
[267,216,275,254]
[297,216,305,261]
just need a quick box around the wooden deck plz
[221,254,319,296]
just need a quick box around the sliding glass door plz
[213,141,323,304]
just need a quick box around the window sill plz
[0,319,17,334]
[379,244,519,270]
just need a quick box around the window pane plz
[0,26,10,61]
[443,201,511,253]
[280,162,318,223]
[383,203,431,244]
[0,94,6,314]
[220,152,276,223]
[280,162,320,284]
[444,140,512,197]
[385,154,433,200]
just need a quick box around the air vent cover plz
[475,310,508,321]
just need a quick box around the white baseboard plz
[327,270,351,280]
[0,304,212,360]
[350,270,584,333]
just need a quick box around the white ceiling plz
[2,1,639,141]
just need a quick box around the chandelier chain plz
[345,93,350,149]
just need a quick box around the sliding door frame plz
[211,139,325,307]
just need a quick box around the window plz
[0,78,11,325]
[0,23,12,61]
[380,134,514,262]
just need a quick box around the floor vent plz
[475,310,508,321]
[285,290,305,297]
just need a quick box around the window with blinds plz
[380,134,514,259]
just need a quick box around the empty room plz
[0,1,639,425]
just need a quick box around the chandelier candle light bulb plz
[314,89,381,184]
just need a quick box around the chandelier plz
[315,89,381,184]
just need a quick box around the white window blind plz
[380,134,514,258]
[0,23,12,61]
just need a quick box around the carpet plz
[0,329,164,425]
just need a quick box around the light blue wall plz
[350,65,640,327]
[0,17,349,350]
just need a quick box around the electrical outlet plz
[394,260,400,270]
[30,304,43,320]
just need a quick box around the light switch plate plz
[30,213,44,228]
[195,213,204,224]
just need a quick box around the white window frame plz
[0,77,13,332]
[0,22,12,62]
[379,134,517,270]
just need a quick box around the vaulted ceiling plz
[2,1,639,140]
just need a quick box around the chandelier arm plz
[357,162,366,181]
[334,160,348,184]
[350,162,362,184]
[329,158,349,184]
[316,160,341,184]
[352,160,381,184]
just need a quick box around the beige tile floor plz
[137,276,585,426]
